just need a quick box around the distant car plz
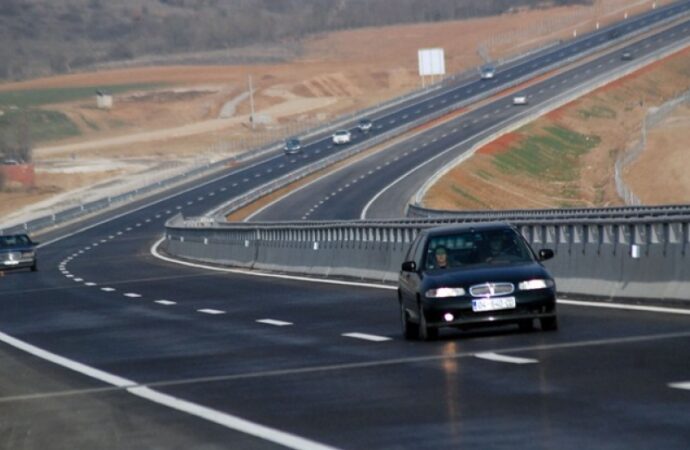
[480,65,496,80]
[332,130,352,145]
[357,118,373,132]
[0,234,38,272]
[621,52,633,61]
[512,95,528,105]
[284,137,301,155]
[398,223,557,340]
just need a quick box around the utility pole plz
[248,74,255,130]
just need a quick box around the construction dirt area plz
[423,42,690,211]
[0,0,678,223]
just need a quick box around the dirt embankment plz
[0,0,675,220]
[424,44,690,211]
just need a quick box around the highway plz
[252,15,690,221]
[2,4,690,449]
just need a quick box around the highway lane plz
[3,5,690,448]
[253,15,690,221]
[3,229,690,448]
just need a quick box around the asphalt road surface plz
[2,4,690,449]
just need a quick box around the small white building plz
[96,90,113,110]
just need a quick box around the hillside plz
[1,0,589,81]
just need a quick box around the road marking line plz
[101,287,116,292]
[475,352,538,364]
[73,278,83,282]
[129,386,340,450]
[669,381,690,390]
[257,319,293,327]
[342,333,391,342]
[124,293,142,298]
[155,300,177,306]
[0,332,339,450]
[65,274,74,278]
[84,282,97,287]
[198,309,225,315]
[558,299,690,315]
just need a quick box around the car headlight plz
[519,279,554,291]
[425,287,466,298]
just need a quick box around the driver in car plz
[434,246,448,269]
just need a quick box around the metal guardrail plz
[163,213,690,302]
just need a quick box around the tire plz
[540,316,558,331]
[30,261,37,272]
[418,307,438,341]
[518,319,534,332]
[400,302,418,340]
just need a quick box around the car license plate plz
[472,296,516,312]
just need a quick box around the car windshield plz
[424,229,533,270]
[286,138,299,146]
[336,131,348,136]
[0,235,31,248]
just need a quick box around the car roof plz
[423,222,515,238]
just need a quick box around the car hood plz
[0,245,35,254]
[423,262,551,288]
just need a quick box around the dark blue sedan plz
[398,223,557,340]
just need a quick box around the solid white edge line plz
[342,333,392,342]
[152,237,690,316]
[128,387,340,450]
[668,381,690,390]
[0,333,340,450]
[475,352,538,364]
[0,331,135,387]
[558,299,690,315]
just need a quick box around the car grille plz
[2,252,19,261]
[469,282,514,297]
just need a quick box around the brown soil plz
[424,44,690,210]
[0,0,676,218]
[626,103,690,204]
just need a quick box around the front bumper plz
[422,290,556,328]
[1,252,35,270]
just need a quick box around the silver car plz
[0,234,38,272]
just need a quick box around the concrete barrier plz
[162,215,690,305]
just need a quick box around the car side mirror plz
[401,261,417,272]
[538,249,554,261]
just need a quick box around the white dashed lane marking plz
[669,381,690,390]
[342,333,391,342]
[475,352,538,365]
[198,309,226,315]
[101,287,116,292]
[257,319,293,327]
[84,282,97,287]
[124,293,142,298]
[155,300,177,306]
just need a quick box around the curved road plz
[2,5,690,449]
